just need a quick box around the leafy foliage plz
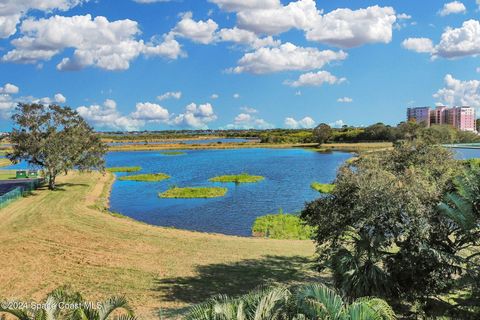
[252,212,314,240]
[8,104,107,190]
[185,283,395,320]
[310,183,335,194]
[313,124,333,144]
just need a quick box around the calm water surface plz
[107,148,352,236]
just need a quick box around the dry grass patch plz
[0,171,316,319]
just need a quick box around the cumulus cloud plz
[216,27,279,49]
[404,20,480,59]
[306,5,397,48]
[131,102,170,122]
[402,38,434,53]
[338,97,353,103]
[231,42,347,74]
[236,0,319,35]
[223,113,274,129]
[0,94,16,118]
[329,120,346,128]
[284,71,346,87]
[438,1,466,16]
[2,14,183,70]
[157,91,182,101]
[77,99,144,131]
[171,103,217,128]
[54,93,67,103]
[208,0,280,12]
[0,83,19,94]
[284,116,315,129]
[240,106,258,113]
[172,12,218,44]
[433,74,480,108]
[0,0,88,39]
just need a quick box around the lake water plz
[107,148,352,236]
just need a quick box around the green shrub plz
[209,173,264,183]
[119,173,170,182]
[159,187,227,198]
[311,182,335,194]
[107,166,141,172]
[252,212,314,240]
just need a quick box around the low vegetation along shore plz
[209,173,264,184]
[160,186,228,199]
[0,171,315,319]
[107,166,142,173]
[119,173,170,182]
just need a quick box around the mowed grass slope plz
[0,172,316,319]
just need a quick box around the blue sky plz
[0,0,479,131]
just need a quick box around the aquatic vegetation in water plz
[159,186,227,198]
[252,212,314,240]
[311,182,335,194]
[209,173,264,183]
[160,151,187,156]
[107,166,142,172]
[119,173,170,182]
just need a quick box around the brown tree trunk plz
[48,173,56,190]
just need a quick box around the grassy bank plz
[0,171,316,319]
[0,158,12,167]
[119,173,170,182]
[107,166,142,172]
[319,142,393,152]
[160,186,228,199]
[252,213,314,240]
[108,142,318,152]
[209,173,264,184]
[0,170,16,180]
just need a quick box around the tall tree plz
[313,123,333,144]
[8,103,107,190]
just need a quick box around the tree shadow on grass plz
[153,255,328,317]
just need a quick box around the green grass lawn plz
[0,158,12,167]
[0,171,315,318]
[252,213,315,240]
[107,166,142,173]
[119,173,171,182]
[209,173,265,184]
[159,186,228,198]
[311,182,335,194]
[160,151,187,156]
[0,170,16,180]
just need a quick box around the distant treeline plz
[95,121,480,145]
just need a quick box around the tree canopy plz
[8,103,107,190]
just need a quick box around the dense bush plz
[252,212,314,240]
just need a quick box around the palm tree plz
[0,288,136,320]
[185,284,395,320]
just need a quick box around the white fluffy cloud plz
[404,20,480,59]
[284,116,315,129]
[338,97,353,103]
[216,27,279,49]
[131,102,170,122]
[2,14,183,70]
[284,71,346,87]
[433,74,480,108]
[401,38,434,53]
[0,0,88,38]
[171,103,217,128]
[240,106,258,113]
[438,1,466,16]
[77,99,144,131]
[236,0,319,35]
[0,83,19,94]
[208,0,280,12]
[211,94,219,99]
[329,120,346,128]
[157,91,182,101]
[233,93,240,99]
[305,5,397,48]
[224,113,274,129]
[231,42,347,74]
[172,12,218,44]
[54,93,66,103]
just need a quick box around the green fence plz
[0,179,44,209]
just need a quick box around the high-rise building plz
[407,107,430,126]
[407,106,477,132]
